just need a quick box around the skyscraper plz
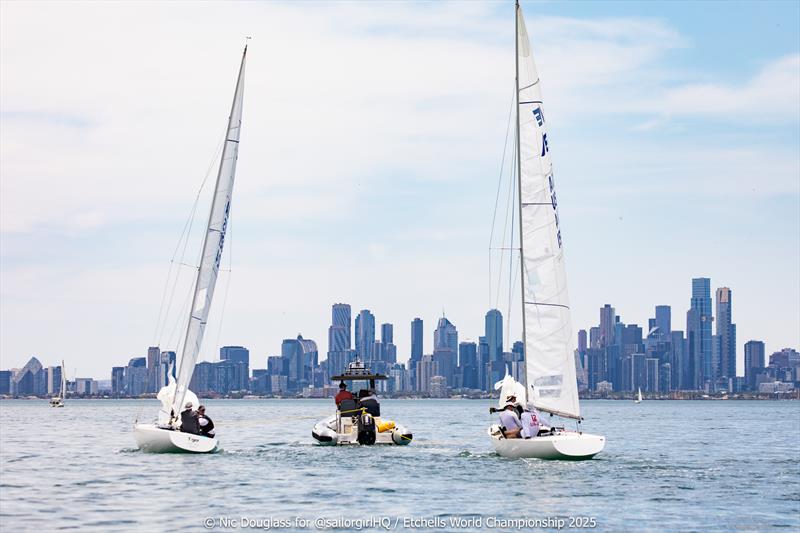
[687,278,713,389]
[410,318,423,363]
[433,317,458,386]
[355,309,376,361]
[379,323,396,363]
[599,304,616,347]
[328,303,351,353]
[670,330,686,390]
[281,336,318,390]
[655,305,671,337]
[484,309,503,363]
[744,340,765,389]
[715,287,736,379]
[126,357,148,396]
[381,323,393,345]
[415,354,439,393]
[111,367,125,395]
[434,316,458,353]
[577,329,588,353]
[220,346,250,390]
[147,346,160,393]
[46,365,62,396]
[327,304,355,377]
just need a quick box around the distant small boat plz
[635,387,643,404]
[49,360,66,408]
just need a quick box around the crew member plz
[358,389,380,417]
[180,401,199,434]
[520,406,541,439]
[334,382,355,407]
[197,405,215,438]
[498,402,522,438]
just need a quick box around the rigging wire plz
[494,138,517,311]
[506,147,517,350]
[153,133,226,347]
[488,84,517,309]
[165,279,195,351]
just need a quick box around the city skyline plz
[4,293,797,397]
[2,1,798,378]
[4,276,798,384]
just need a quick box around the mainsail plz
[515,5,580,419]
[170,46,248,417]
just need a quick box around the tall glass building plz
[715,288,736,380]
[355,309,375,361]
[328,303,351,353]
[484,309,503,363]
[687,278,713,389]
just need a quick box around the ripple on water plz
[0,399,798,532]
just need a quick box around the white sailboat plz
[49,360,66,408]
[487,3,605,460]
[635,387,643,403]
[134,45,248,453]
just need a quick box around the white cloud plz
[1,1,798,376]
[0,1,690,236]
[647,54,800,120]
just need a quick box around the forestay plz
[516,7,580,419]
[171,47,248,417]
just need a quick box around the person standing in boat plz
[180,402,199,434]
[197,405,215,438]
[334,382,354,408]
[498,402,522,438]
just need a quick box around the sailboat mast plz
[514,1,529,395]
[172,45,248,417]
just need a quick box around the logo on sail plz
[533,107,544,127]
[548,174,562,248]
[214,198,231,269]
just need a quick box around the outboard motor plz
[357,413,376,445]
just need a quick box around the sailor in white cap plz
[498,395,522,438]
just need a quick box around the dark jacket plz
[180,409,199,434]
[198,414,215,436]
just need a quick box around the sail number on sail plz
[532,106,563,250]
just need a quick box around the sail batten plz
[516,4,580,419]
[170,48,247,417]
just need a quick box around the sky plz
[1,0,798,379]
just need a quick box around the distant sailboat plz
[49,360,66,408]
[635,387,643,404]
[133,45,247,453]
[487,2,604,460]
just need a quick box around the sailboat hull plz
[134,423,218,453]
[489,427,604,460]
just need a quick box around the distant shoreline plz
[2,395,797,401]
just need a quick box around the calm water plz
[1,399,798,532]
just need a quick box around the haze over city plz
[1,1,798,378]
